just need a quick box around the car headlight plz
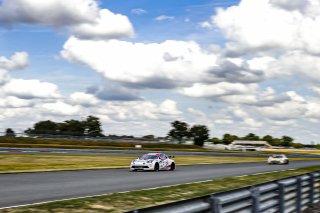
[131,160,136,164]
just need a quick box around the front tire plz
[154,163,159,171]
[170,163,175,171]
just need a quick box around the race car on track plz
[130,153,175,171]
[267,154,289,164]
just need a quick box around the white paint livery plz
[130,153,175,171]
[267,154,289,165]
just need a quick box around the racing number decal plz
[160,159,169,168]
[160,160,165,168]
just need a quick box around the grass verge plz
[264,148,320,155]
[2,166,320,213]
[0,154,282,173]
[0,137,207,152]
[1,154,319,174]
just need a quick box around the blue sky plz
[0,0,320,143]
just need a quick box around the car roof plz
[145,153,164,156]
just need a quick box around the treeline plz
[24,115,103,137]
[2,118,312,148]
[211,133,303,148]
[167,120,209,146]
[167,120,304,148]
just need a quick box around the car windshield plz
[139,155,158,160]
[272,155,284,158]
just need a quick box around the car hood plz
[132,159,153,163]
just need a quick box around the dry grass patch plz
[0,154,318,174]
[264,148,320,155]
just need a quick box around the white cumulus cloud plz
[213,0,320,55]
[70,9,134,40]
[0,52,29,71]
[0,0,134,40]
[0,0,99,27]
[70,92,99,106]
[179,82,257,98]
[61,37,218,88]
[41,101,80,116]
[2,79,61,99]
[0,96,33,108]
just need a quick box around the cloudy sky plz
[0,0,320,143]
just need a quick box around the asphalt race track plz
[0,161,319,209]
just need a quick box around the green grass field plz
[0,136,208,151]
[0,154,318,174]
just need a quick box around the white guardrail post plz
[251,186,260,213]
[209,195,222,213]
[278,181,286,213]
[309,173,315,207]
[296,177,302,213]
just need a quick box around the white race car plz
[130,153,175,171]
[267,154,289,164]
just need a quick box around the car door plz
[160,154,169,169]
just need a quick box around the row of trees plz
[167,121,209,146]
[24,116,103,137]
[211,133,298,147]
[166,122,301,148]
[2,118,304,148]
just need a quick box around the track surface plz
[0,161,319,208]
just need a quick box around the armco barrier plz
[129,171,320,213]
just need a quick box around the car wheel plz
[154,163,159,171]
[170,163,175,171]
[285,160,289,164]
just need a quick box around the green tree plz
[292,143,304,149]
[84,116,103,137]
[243,133,260,141]
[25,120,58,135]
[270,138,282,146]
[210,137,222,144]
[58,119,85,136]
[142,135,155,139]
[281,136,294,147]
[189,125,209,146]
[222,134,237,145]
[167,120,189,143]
[262,135,273,143]
[5,128,16,137]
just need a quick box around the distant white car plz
[267,154,289,164]
[130,153,175,171]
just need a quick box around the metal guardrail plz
[129,171,320,213]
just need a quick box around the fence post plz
[278,182,285,213]
[296,177,302,213]
[209,195,222,213]
[309,173,315,207]
[251,186,260,213]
